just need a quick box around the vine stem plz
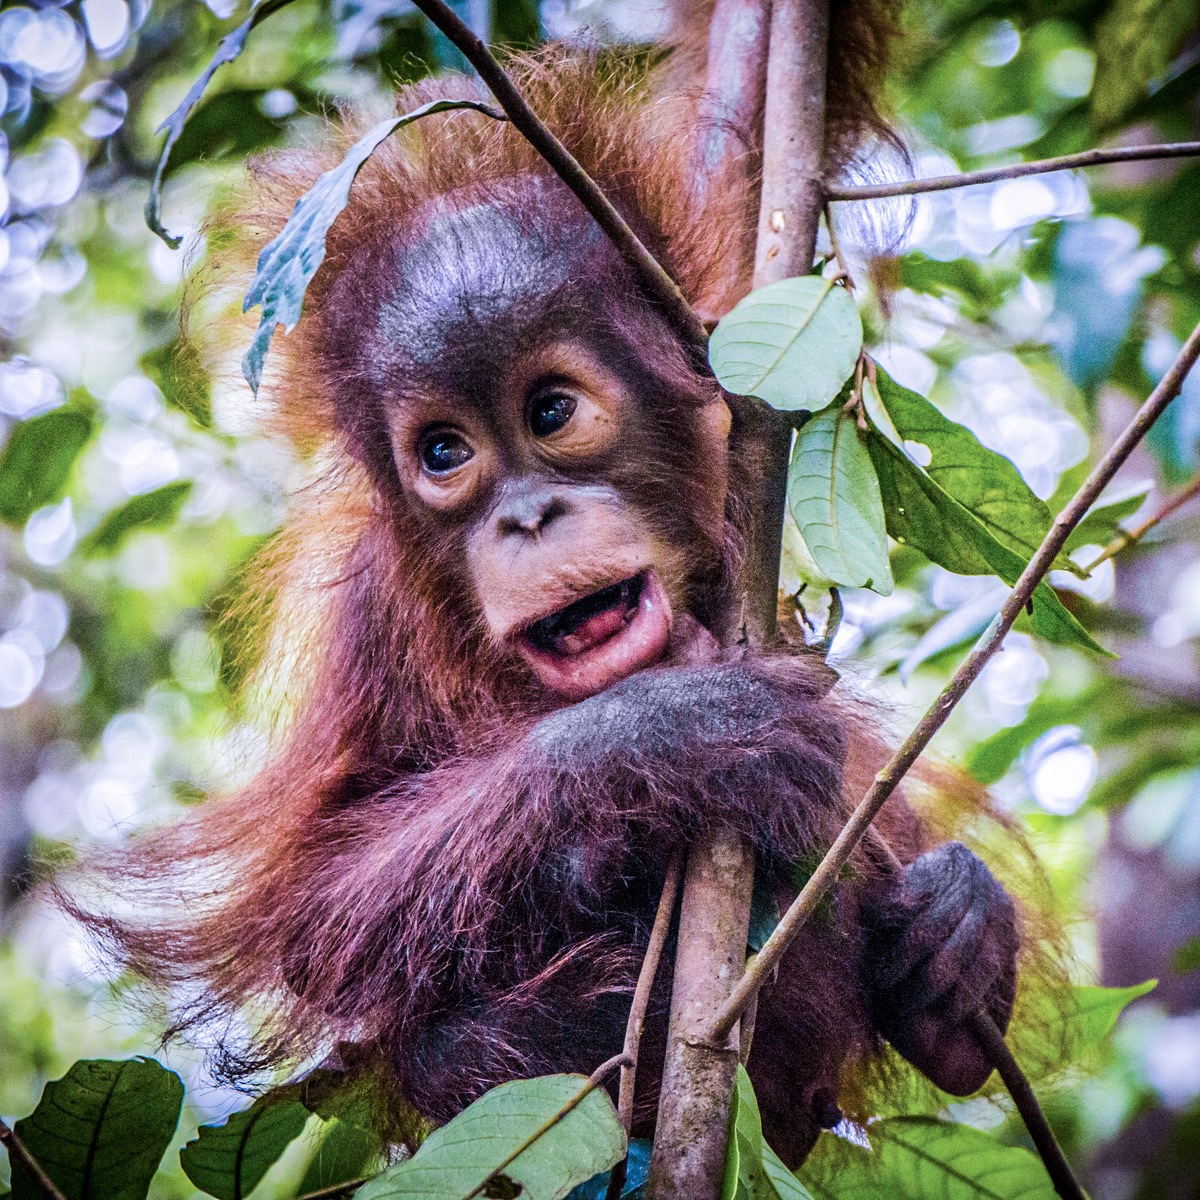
[709,316,1200,1044]
[824,140,1200,201]
[0,1118,69,1200]
[604,852,685,1200]
[1082,472,1200,571]
[406,0,708,352]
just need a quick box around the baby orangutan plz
[71,25,1030,1169]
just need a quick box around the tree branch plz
[605,852,684,1200]
[824,141,1200,201]
[1082,473,1200,571]
[0,1118,69,1200]
[649,2,828,1196]
[709,316,1200,1043]
[407,0,709,352]
[969,1013,1085,1200]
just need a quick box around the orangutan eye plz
[529,390,578,438]
[420,429,473,474]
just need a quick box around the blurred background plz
[0,0,1198,1195]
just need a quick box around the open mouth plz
[519,571,673,699]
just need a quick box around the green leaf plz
[78,481,193,555]
[866,432,1109,655]
[799,1117,1060,1199]
[761,1144,814,1200]
[788,405,892,594]
[1019,980,1156,1078]
[1064,488,1150,554]
[241,99,506,393]
[296,1116,385,1196]
[146,0,298,246]
[874,369,1080,576]
[721,1065,767,1200]
[11,1057,183,1200]
[179,1093,310,1200]
[1175,938,1200,974]
[0,410,91,525]
[709,277,863,412]
[355,1074,625,1200]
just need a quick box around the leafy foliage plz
[242,99,505,391]
[709,277,863,412]
[356,1074,626,1200]
[11,1058,183,1200]
[179,1093,310,1200]
[0,410,92,525]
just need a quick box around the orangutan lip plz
[525,573,646,657]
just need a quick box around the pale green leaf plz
[799,1118,1062,1200]
[709,277,862,412]
[12,1058,183,1200]
[242,99,505,392]
[0,409,92,525]
[788,406,892,594]
[78,481,193,556]
[762,1144,814,1200]
[179,1094,310,1200]
[721,1065,767,1200]
[356,1074,625,1200]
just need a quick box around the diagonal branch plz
[709,317,1200,1043]
[1082,472,1200,571]
[0,1118,69,1200]
[407,0,709,351]
[824,140,1200,201]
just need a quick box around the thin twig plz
[824,141,1200,201]
[295,1177,372,1200]
[406,0,708,352]
[823,203,854,289]
[1082,473,1200,571]
[464,1053,630,1200]
[605,853,685,1200]
[709,317,1200,1044]
[968,1013,1085,1200]
[0,1118,69,1200]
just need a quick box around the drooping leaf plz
[709,277,863,412]
[720,1065,767,1200]
[873,369,1080,576]
[1019,980,1157,1079]
[798,1117,1059,1199]
[356,1074,625,1200]
[762,1143,815,1200]
[0,409,91,525]
[11,1057,183,1200]
[78,481,193,556]
[146,0,298,246]
[866,432,1108,654]
[179,1093,310,1200]
[241,99,506,392]
[787,405,892,595]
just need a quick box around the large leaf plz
[1019,980,1157,1079]
[762,1145,814,1200]
[799,1117,1059,1199]
[11,1057,183,1200]
[241,98,505,392]
[146,0,298,246]
[179,1093,310,1200]
[78,481,193,555]
[866,432,1108,654]
[356,1074,625,1200]
[873,369,1081,576]
[709,277,862,412]
[787,405,892,594]
[298,1117,386,1196]
[0,410,91,525]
